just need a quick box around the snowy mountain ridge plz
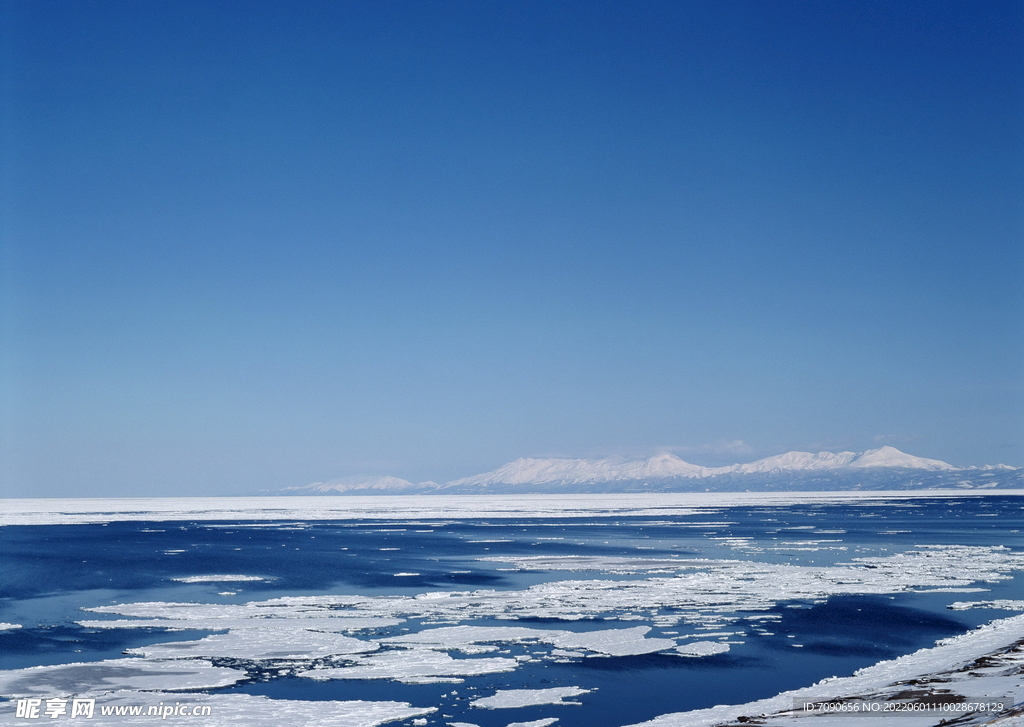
[284,447,1020,495]
[446,446,960,487]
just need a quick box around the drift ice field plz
[1,492,1023,726]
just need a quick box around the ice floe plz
[171,575,270,583]
[74,545,1024,670]
[381,624,677,657]
[674,641,730,657]
[0,659,245,697]
[551,626,676,656]
[481,555,715,573]
[0,622,22,631]
[471,686,591,709]
[297,649,519,683]
[949,599,1024,611]
[125,627,378,659]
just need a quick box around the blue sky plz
[2,0,1021,497]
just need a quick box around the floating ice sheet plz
[471,687,591,709]
[171,575,270,583]
[381,624,676,656]
[0,659,245,697]
[77,545,1024,657]
[481,555,718,573]
[0,623,22,631]
[298,649,519,683]
[126,627,378,659]
[382,625,557,650]
[551,626,676,656]
[674,641,730,657]
[948,599,1024,611]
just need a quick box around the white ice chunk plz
[0,659,245,697]
[471,687,591,709]
[552,626,676,656]
[0,623,22,631]
[507,720,559,727]
[383,625,562,651]
[482,555,714,573]
[171,575,269,583]
[674,641,730,657]
[126,628,378,659]
[298,649,519,683]
[948,599,1024,611]
[79,544,1024,640]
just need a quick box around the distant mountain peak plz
[282,447,1019,496]
[847,446,955,471]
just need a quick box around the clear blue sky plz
[2,0,1021,497]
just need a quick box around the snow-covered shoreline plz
[624,613,1024,727]
[3,490,1024,526]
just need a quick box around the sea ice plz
[298,649,519,683]
[948,599,1024,611]
[674,641,730,657]
[76,545,1024,667]
[551,626,676,656]
[471,687,591,709]
[481,555,715,573]
[125,627,378,659]
[5,491,1016,527]
[171,575,270,583]
[0,659,245,697]
[382,625,558,651]
[0,623,22,631]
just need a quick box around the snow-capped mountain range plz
[283,446,1021,495]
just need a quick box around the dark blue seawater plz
[1,495,1022,727]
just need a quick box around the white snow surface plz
[471,687,591,709]
[0,623,22,631]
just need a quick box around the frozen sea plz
[1,492,1023,726]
